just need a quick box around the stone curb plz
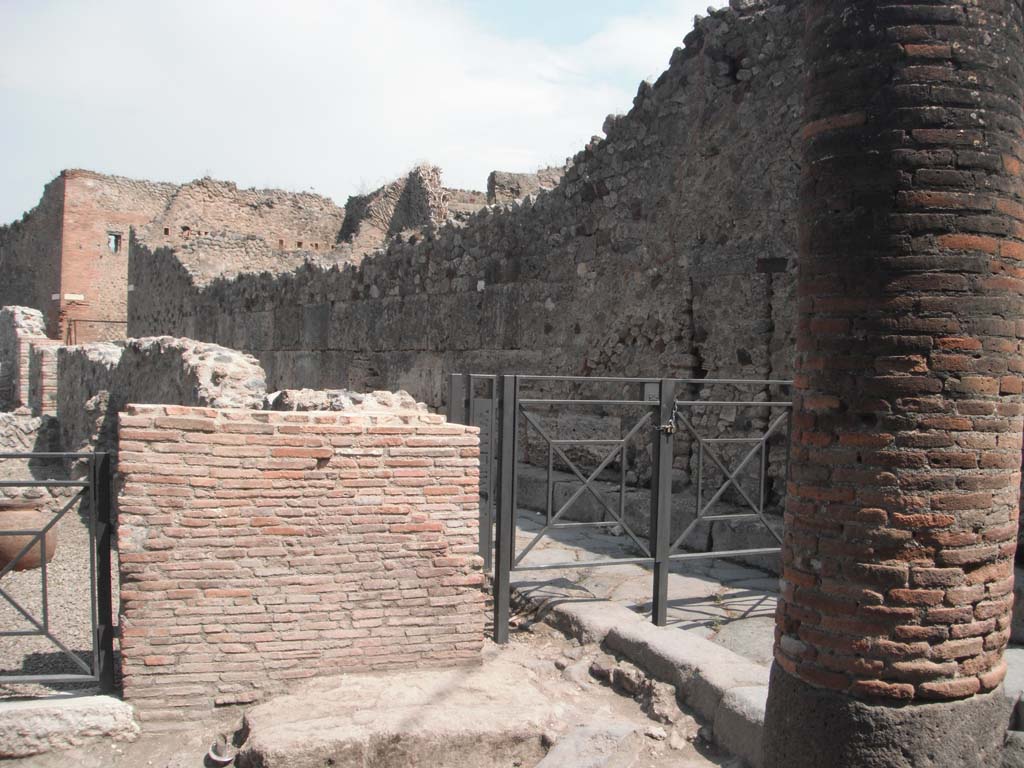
[0,695,139,758]
[512,581,767,767]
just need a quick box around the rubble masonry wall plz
[127,0,805,409]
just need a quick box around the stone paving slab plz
[0,695,138,758]
[508,515,1024,767]
[510,516,777,767]
[511,514,780,660]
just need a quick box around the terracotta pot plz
[0,503,58,572]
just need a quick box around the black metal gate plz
[0,452,115,690]
[448,374,792,643]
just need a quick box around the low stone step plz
[0,695,139,759]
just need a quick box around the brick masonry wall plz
[58,171,178,343]
[117,404,484,723]
[28,340,60,417]
[0,306,50,411]
[774,0,1024,702]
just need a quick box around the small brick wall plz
[117,403,484,724]
[28,340,59,416]
[0,306,50,410]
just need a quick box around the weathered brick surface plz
[0,306,50,411]
[28,339,60,417]
[117,404,484,722]
[59,171,177,342]
[775,0,1024,702]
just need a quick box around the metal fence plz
[0,453,114,690]
[448,374,792,643]
[64,319,127,345]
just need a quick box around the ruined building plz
[127,3,803,401]
[0,166,503,345]
[3,0,1024,763]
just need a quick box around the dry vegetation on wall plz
[128,0,804,409]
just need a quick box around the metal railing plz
[448,374,792,643]
[447,374,499,570]
[64,319,127,345]
[0,453,114,690]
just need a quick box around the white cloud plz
[0,0,708,221]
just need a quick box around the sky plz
[0,0,710,223]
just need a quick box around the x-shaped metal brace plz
[514,408,653,567]
[670,409,789,553]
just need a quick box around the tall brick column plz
[763,2,1024,765]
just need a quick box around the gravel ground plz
[0,463,120,699]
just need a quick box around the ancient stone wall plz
[0,179,65,334]
[337,165,451,258]
[0,412,60,495]
[117,403,484,723]
[128,0,805,420]
[486,166,565,204]
[2,169,351,344]
[0,306,50,411]
[140,177,345,254]
[445,187,489,222]
[57,338,266,472]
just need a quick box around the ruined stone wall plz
[337,165,451,257]
[486,166,565,204]
[0,306,50,410]
[128,0,805,418]
[141,177,345,253]
[445,188,489,222]
[59,171,178,342]
[57,338,266,472]
[130,231,355,289]
[117,403,484,723]
[0,413,60,491]
[0,179,65,334]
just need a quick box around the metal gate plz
[448,374,792,643]
[0,452,115,690]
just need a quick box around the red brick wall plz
[58,171,176,343]
[774,0,1024,703]
[28,339,60,416]
[117,404,484,724]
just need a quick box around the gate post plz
[92,452,114,693]
[493,374,517,644]
[446,373,467,424]
[651,379,675,626]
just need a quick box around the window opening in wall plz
[279,239,284,248]
[297,241,303,248]
[107,233,122,253]
[163,227,170,236]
